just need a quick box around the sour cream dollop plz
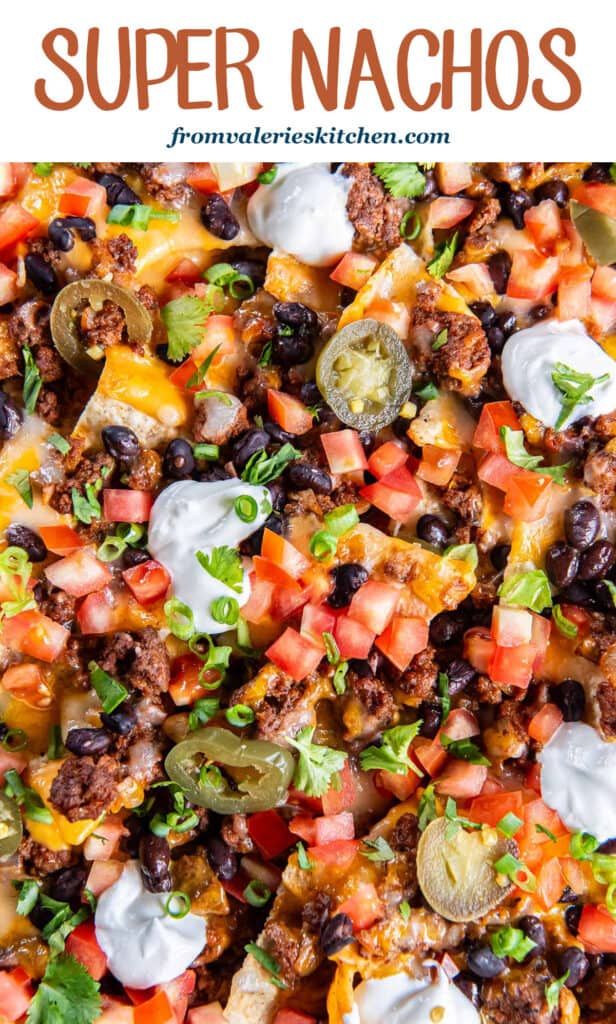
[501,318,616,429]
[247,163,355,266]
[95,861,206,988]
[342,966,480,1024]
[539,721,616,842]
[148,478,270,634]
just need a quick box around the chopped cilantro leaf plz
[545,971,570,1012]
[88,662,127,715]
[427,232,458,279]
[6,469,33,509]
[359,722,423,776]
[241,443,301,485]
[551,362,610,430]
[23,346,42,415]
[26,953,102,1024]
[361,836,395,863]
[373,163,426,198]
[500,426,569,485]
[498,569,552,613]
[440,734,490,765]
[417,783,437,832]
[196,545,243,594]
[161,295,214,363]
[287,727,347,798]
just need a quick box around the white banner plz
[0,0,609,159]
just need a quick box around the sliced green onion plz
[243,880,272,907]
[234,495,258,523]
[116,522,146,547]
[322,631,340,665]
[496,812,523,838]
[309,530,338,562]
[225,704,255,728]
[494,852,536,892]
[257,166,278,185]
[229,275,255,300]
[164,598,195,640]
[324,504,359,537]
[2,729,27,752]
[552,604,578,639]
[205,263,236,286]
[199,764,223,789]
[164,891,191,919]
[210,596,239,626]
[400,210,421,240]
[97,536,127,562]
[333,661,348,695]
[570,831,599,861]
[193,443,220,461]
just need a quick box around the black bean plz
[348,658,374,677]
[488,251,512,294]
[320,913,354,957]
[196,466,231,483]
[530,304,552,321]
[155,343,176,365]
[48,866,88,909]
[495,310,517,337]
[102,425,139,464]
[228,257,266,289]
[101,704,138,736]
[272,331,314,367]
[200,194,240,241]
[65,728,112,757]
[545,542,580,589]
[550,679,586,722]
[0,392,22,440]
[559,581,595,608]
[490,544,511,572]
[266,480,286,513]
[63,216,97,242]
[565,500,601,551]
[287,462,333,495]
[447,658,476,696]
[486,326,505,355]
[264,420,296,446]
[429,611,465,647]
[299,381,321,406]
[163,438,195,479]
[469,302,497,329]
[327,563,369,609]
[231,429,269,472]
[206,837,238,881]
[6,524,47,562]
[453,973,480,1009]
[502,187,533,229]
[122,548,151,569]
[595,580,616,612]
[467,944,505,979]
[96,172,141,207]
[534,180,570,207]
[140,834,172,893]
[273,301,319,337]
[584,163,612,182]
[419,701,442,739]
[25,254,57,295]
[565,903,582,936]
[559,946,589,987]
[518,915,546,957]
[416,514,449,549]
[48,218,75,252]
[578,539,615,581]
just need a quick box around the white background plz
[0,0,611,160]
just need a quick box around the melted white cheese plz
[342,966,480,1024]
[501,319,616,429]
[148,478,270,635]
[94,861,205,988]
[247,163,354,267]
[539,721,616,842]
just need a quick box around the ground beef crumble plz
[95,628,170,696]
[398,646,438,699]
[49,755,119,821]
[343,163,411,255]
[410,283,490,396]
[480,963,558,1024]
[50,451,115,516]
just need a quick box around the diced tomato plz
[524,199,562,251]
[429,196,475,228]
[590,296,616,334]
[273,1010,317,1024]
[416,708,480,777]
[338,882,385,931]
[220,868,251,904]
[504,470,553,523]
[122,560,170,606]
[518,799,567,853]
[364,298,410,338]
[557,265,592,321]
[166,258,202,284]
[0,263,18,304]
[86,859,124,898]
[269,584,311,621]
[417,446,461,487]
[247,811,294,860]
[488,642,535,689]
[253,556,302,593]
[436,761,488,799]
[348,581,400,635]
[186,164,219,194]
[477,452,519,491]
[536,857,566,911]
[45,548,112,598]
[300,603,337,646]
[313,812,355,846]
[447,262,495,302]
[210,163,262,191]
[559,603,591,636]
[240,578,275,625]
[1,663,51,709]
[464,627,497,673]
[188,1004,227,1024]
[261,530,310,579]
[473,401,521,452]
[321,430,368,474]
[59,178,107,218]
[83,819,127,862]
[321,762,356,815]
[468,789,524,828]
[376,615,428,672]
[0,748,27,780]
[103,489,153,523]
[592,265,616,301]
[169,654,215,706]
[330,251,378,290]
[360,479,420,523]
[65,922,107,981]
[437,163,473,195]
[376,766,422,800]
[334,615,375,660]
[491,606,533,647]
[378,465,422,498]
[526,762,542,794]
[158,968,196,1024]
[560,856,589,896]
[578,905,616,954]
[0,164,16,199]
[288,815,318,845]
[39,524,84,555]
[571,181,616,219]
[308,839,359,870]
[528,703,563,745]
[266,628,323,681]
[530,612,551,672]
[0,203,39,253]
[1,610,69,663]
[134,990,175,1024]
[367,441,409,479]
[268,390,313,435]
[77,588,116,634]
[507,251,560,300]
[0,967,33,1021]
[559,218,585,268]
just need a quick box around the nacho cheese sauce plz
[247,163,355,266]
[539,721,616,842]
[501,318,616,429]
[341,966,480,1024]
[94,861,206,988]
[148,478,270,634]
